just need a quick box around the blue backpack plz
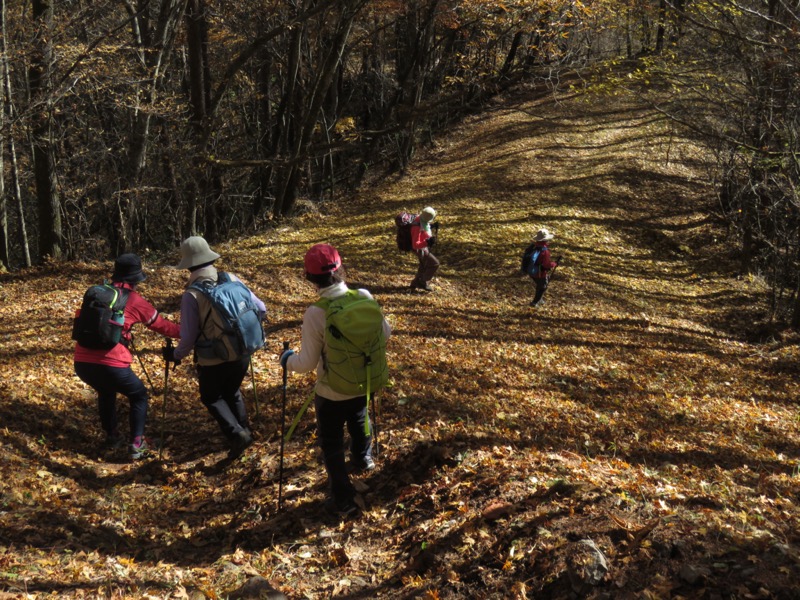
[190,272,265,361]
[521,244,545,276]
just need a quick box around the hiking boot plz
[324,497,359,518]
[348,456,376,474]
[411,282,433,292]
[530,299,544,307]
[130,437,157,460]
[228,429,254,459]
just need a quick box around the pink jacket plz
[74,282,180,368]
[410,218,433,251]
[531,242,557,279]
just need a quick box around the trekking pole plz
[278,341,289,511]
[129,335,157,397]
[250,356,260,419]
[549,255,563,282]
[159,338,173,461]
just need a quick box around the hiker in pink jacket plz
[73,254,180,460]
[409,206,439,291]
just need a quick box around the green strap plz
[364,362,372,436]
[284,391,315,443]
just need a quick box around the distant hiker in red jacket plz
[73,254,180,460]
[409,206,439,291]
[522,228,558,307]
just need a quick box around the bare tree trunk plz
[186,0,223,239]
[255,48,273,219]
[0,85,6,270]
[274,2,362,217]
[500,30,523,76]
[1,0,29,268]
[397,0,439,171]
[29,0,62,261]
[275,2,360,216]
[115,0,186,253]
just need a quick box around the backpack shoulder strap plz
[313,297,331,311]
[313,289,359,312]
[107,282,131,311]
[116,286,131,311]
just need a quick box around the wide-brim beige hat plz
[177,236,221,269]
[534,228,554,242]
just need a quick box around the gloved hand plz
[279,349,295,368]
[426,236,437,248]
[162,345,181,366]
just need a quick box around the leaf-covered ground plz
[2,85,800,600]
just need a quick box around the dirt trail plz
[1,86,799,599]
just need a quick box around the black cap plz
[111,253,146,283]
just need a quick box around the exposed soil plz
[1,84,799,600]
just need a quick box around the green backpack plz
[314,290,389,398]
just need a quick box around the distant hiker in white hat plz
[520,228,559,307]
[168,236,267,459]
[409,206,439,291]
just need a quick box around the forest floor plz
[1,83,800,600]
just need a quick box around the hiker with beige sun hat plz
[521,228,559,307]
[168,236,267,459]
[409,206,440,291]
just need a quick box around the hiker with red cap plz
[280,244,391,517]
[73,253,181,460]
[167,236,267,459]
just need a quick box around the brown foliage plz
[0,88,799,599]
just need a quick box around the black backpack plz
[395,212,417,251]
[72,283,130,349]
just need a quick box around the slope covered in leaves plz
[1,85,799,600]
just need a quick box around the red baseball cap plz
[304,244,341,275]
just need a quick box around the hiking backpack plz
[521,244,546,277]
[313,290,389,398]
[395,212,417,252]
[71,283,131,349]
[190,272,265,361]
